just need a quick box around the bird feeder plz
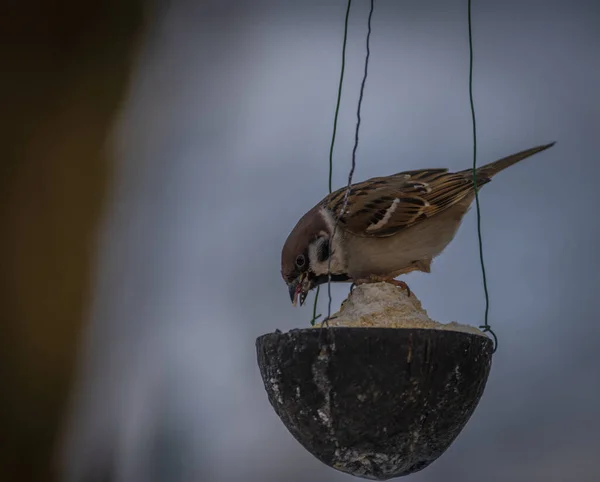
[256,283,493,480]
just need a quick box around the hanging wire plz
[312,0,495,353]
[328,1,354,195]
[310,0,353,326]
[324,0,375,325]
[468,0,498,352]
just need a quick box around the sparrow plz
[281,142,555,306]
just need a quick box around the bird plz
[281,142,555,306]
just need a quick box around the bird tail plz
[464,142,555,180]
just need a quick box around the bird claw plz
[389,279,411,297]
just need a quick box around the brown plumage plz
[325,143,554,238]
[281,142,555,305]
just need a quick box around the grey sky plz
[64,1,600,481]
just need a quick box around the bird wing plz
[322,168,490,237]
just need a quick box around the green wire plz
[310,0,353,326]
[329,0,352,194]
[468,0,497,352]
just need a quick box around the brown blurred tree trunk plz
[0,2,146,481]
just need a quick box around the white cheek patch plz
[308,242,320,266]
[309,236,346,276]
[308,242,326,275]
[366,198,400,231]
[312,208,346,275]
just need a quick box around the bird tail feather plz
[464,142,555,181]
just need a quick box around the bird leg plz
[352,275,411,297]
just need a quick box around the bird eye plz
[295,254,306,268]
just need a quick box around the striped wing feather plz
[323,168,489,237]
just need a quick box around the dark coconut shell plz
[256,327,492,480]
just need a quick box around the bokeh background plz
[3,1,599,481]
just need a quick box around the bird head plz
[281,207,333,306]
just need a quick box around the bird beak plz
[289,273,307,307]
[289,280,299,306]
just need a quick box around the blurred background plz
[2,1,599,481]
